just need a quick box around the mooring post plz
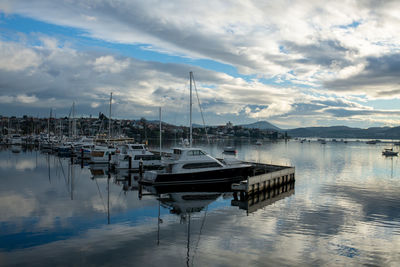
[81,149,84,168]
[128,155,132,170]
[139,159,143,180]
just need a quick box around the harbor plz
[1,139,399,266]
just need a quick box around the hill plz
[286,125,400,139]
[240,121,281,131]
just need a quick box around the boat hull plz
[142,165,252,185]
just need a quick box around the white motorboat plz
[113,144,162,170]
[142,147,252,185]
[90,146,116,164]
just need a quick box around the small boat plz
[366,140,377,144]
[382,148,398,156]
[255,140,262,145]
[223,146,237,154]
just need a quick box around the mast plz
[72,102,76,138]
[109,92,112,144]
[159,107,162,154]
[189,72,193,147]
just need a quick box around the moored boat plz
[141,147,252,185]
[382,148,398,156]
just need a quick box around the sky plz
[1,0,400,129]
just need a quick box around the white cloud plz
[92,55,130,73]
[16,94,38,103]
[0,41,41,71]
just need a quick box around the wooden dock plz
[232,162,295,195]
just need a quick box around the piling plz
[139,160,143,180]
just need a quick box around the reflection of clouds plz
[0,159,35,171]
[0,159,13,169]
[16,159,36,171]
[0,193,37,220]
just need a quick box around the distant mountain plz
[240,121,281,131]
[286,125,400,139]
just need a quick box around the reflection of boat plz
[255,140,262,145]
[148,183,222,265]
[366,140,377,144]
[142,147,252,185]
[11,145,21,153]
[382,148,398,156]
[89,164,110,179]
[160,192,221,215]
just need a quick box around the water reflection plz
[232,183,295,214]
[1,141,400,266]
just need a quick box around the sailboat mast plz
[189,72,193,147]
[159,107,162,153]
[72,102,76,138]
[109,92,112,143]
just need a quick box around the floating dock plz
[232,162,295,195]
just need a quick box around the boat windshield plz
[187,150,206,156]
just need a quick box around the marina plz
[0,139,399,266]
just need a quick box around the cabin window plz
[134,155,161,161]
[187,150,206,156]
[173,149,182,155]
[132,145,144,149]
[182,162,222,169]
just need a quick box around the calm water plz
[0,141,399,266]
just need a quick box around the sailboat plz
[142,72,252,185]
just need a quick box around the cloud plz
[323,53,400,99]
[0,41,41,71]
[92,55,130,73]
[2,0,400,127]
[5,0,400,82]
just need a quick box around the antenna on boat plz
[189,72,193,147]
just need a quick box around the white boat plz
[10,134,22,145]
[382,148,398,156]
[113,144,162,170]
[90,146,116,164]
[142,147,251,185]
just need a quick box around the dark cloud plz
[324,108,400,118]
[281,40,356,68]
[324,53,400,95]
